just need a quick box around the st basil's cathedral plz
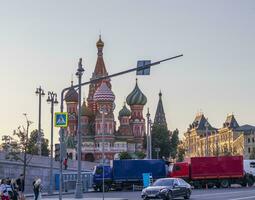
[64,36,148,162]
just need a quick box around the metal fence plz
[55,172,93,192]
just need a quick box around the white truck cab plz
[244,160,255,176]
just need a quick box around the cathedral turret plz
[126,79,147,151]
[81,99,93,136]
[65,81,78,136]
[87,36,111,114]
[118,103,131,136]
[154,91,167,128]
[93,80,116,160]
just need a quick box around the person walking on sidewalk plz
[32,178,42,200]
[16,174,24,200]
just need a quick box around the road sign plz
[55,112,68,127]
[136,60,151,75]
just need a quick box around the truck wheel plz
[220,180,229,188]
[104,184,110,192]
[93,186,99,192]
[247,176,254,187]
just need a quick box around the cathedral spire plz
[154,91,167,127]
[93,35,108,77]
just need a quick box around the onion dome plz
[119,103,131,117]
[81,99,93,117]
[94,81,115,102]
[96,35,104,48]
[126,79,147,106]
[65,81,78,102]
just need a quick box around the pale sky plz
[0,0,254,145]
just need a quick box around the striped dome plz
[126,80,147,106]
[94,81,115,102]
[119,103,131,117]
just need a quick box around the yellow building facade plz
[183,114,255,159]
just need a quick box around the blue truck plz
[93,159,167,191]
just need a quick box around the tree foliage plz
[134,151,146,159]
[151,124,171,159]
[2,126,29,161]
[27,129,50,156]
[169,129,179,159]
[177,145,185,162]
[119,151,132,160]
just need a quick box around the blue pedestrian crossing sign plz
[54,112,68,127]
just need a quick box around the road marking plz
[192,190,255,197]
[228,196,255,200]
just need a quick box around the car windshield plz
[152,179,174,186]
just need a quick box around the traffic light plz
[55,143,60,161]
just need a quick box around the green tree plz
[134,151,146,159]
[27,129,50,156]
[177,145,185,162]
[1,135,14,151]
[169,129,179,159]
[119,152,132,159]
[151,124,171,159]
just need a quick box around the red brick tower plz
[87,36,111,114]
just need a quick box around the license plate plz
[148,194,156,197]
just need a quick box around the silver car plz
[141,178,191,200]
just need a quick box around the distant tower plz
[126,79,147,151]
[87,35,111,114]
[65,81,78,136]
[93,80,116,160]
[154,91,167,128]
[80,98,93,136]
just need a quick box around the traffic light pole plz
[58,55,183,200]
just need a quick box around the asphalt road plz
[27,187,255,200]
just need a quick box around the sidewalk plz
[38,198,127,200]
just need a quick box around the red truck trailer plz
[169,156,254,188]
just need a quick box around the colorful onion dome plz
[93,81,115,102]
[119,103,131,117]
[81,99,93,117]
[126,79,147,106]
[65,81,78,103]
[96,35,104,48]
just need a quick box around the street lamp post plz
[35,86,45,156]
[149,118,152,159]
[22,113,32,192]
[75,58,84,199]
[146,109,150,159]
[46,91,58,194]
[99,106,109,200]
[205,120,209,157]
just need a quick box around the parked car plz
[141,178,191,200]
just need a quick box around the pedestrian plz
[10,179,18,200]
[63,158,68,170]
[16,174,24,200]
[0,179,10,200]
[33,178,42,200]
